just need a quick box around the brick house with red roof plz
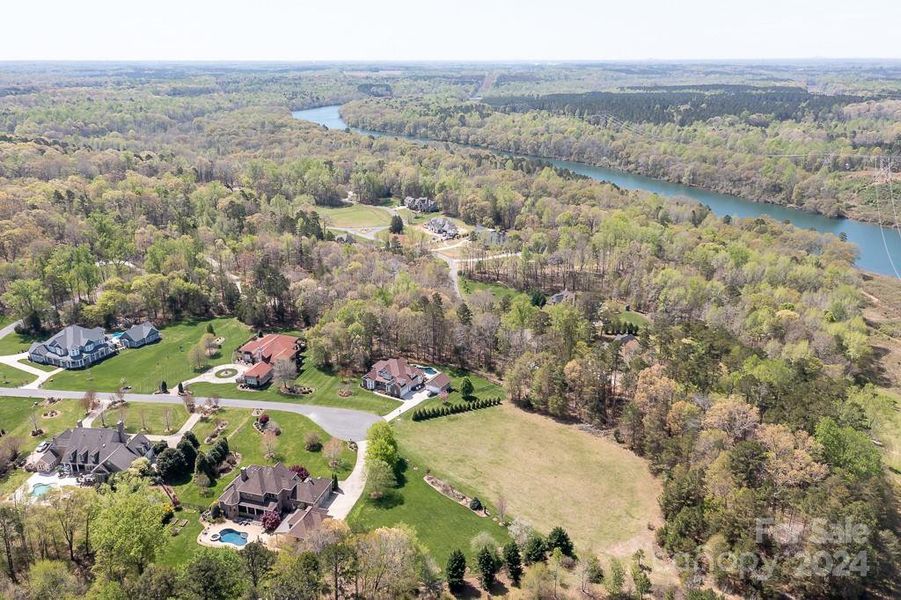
[236,333,301,388]
[361,357,426,398]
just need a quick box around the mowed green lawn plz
[393,403,665,570]
[459,275,530,304]
[315,203,391,228]
[46,318,251,394]
[348,458,510,567]
[172,409,356,509]
[100,402,189,434]
[0,398,86,496]
[0,329,41,356]
[188,365,400,415]
[0,364,36,387]
[156,508,205,566]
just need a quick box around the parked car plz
[35,441,49,453]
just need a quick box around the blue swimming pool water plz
[110,332,124,339]
[415,365,439,377]
[219,528,248,547]
[30,483,54,497]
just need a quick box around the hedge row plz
[411,398,502,421]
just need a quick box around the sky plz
[2,0,900,62]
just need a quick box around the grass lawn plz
[459,275,530,304]
[393,403,669,575]
[187,365,401,416]
[18,358,56,372]
[618,310,650,329]
[46,317,251,394]
[315,203,391,228]
[100,402,189,435]
[172,409,356,509]
[156,507,205,565]
[0,330,40,356]
[859,388,901,475]
[348,458,510,567]
[0,398,86,496]
[0,363,36,387]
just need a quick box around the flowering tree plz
[261,510,281,532]
[288,464,310,480]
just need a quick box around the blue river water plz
[293,105,901,277]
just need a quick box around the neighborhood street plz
[0,386,382,441]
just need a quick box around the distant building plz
[28,325,116,369]
[403,196,437,212]
[236,334,301,388]
[34,422,154,481]
[334,232,355,244]
[362,358,426,398]
[424,217,458,239]
[218,463,332,541]
[119,321,161,348]
[548,290,576,305]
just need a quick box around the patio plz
[197,519,269,549]
[15,472,80,503]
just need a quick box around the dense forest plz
[0,64,898,599]
[485,86,867,125]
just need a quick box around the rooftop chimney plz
[240,467,248,481]
[116,420,125,442]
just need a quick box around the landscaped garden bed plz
[424,474,490,518]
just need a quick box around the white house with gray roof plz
[27,325,116,369]
[120,321,160,348]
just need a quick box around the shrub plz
[260,510,281,532]
[546,526,576,558]
[258,413,270,425]
[289,464,310,480]
[304,431,322,452]
[469,497,483,511]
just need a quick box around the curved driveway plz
[0,386,382,441]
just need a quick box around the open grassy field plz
[459,275,530,304]
[348,458,510,567]
[172,409,355,508]
[393,403,672,577]
[0,398,86,496]
[618,310,650,328]
[46,318,251,394]
[187,364,400,415]
[0,329,41,356]
[156,508,205,566]
[315,203,391,228]
[100,402,190,434]
[0,363,36,387]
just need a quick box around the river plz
[293,105,901,277]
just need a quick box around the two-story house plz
[28,325,116,369]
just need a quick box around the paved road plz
[0,387,381,441]
[0,319,21,340]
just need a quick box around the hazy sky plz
[3,0,899,61]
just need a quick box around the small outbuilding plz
[120,322,161,348]
[425,373,451,394]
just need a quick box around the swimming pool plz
[30,483,55,498]
[217,528,249,547]
[110,332,124,339]
[416,365,439,377]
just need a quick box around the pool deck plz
[14,472,80,503]
[197,519,269,549]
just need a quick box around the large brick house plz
[362,358,426,398]
[33,421,154,481]
[28,325,116,369]
[236,334,301,388]
[217,463,332,540]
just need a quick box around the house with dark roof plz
[120,321,160,348]
[362,358,426,398]
[217,463,332,525]
[403,196,437,213]
[33,421,154,481]
[236,334,301,388]
[424,217,458,239]
[28,325,115,369]
[425,373,451,394]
